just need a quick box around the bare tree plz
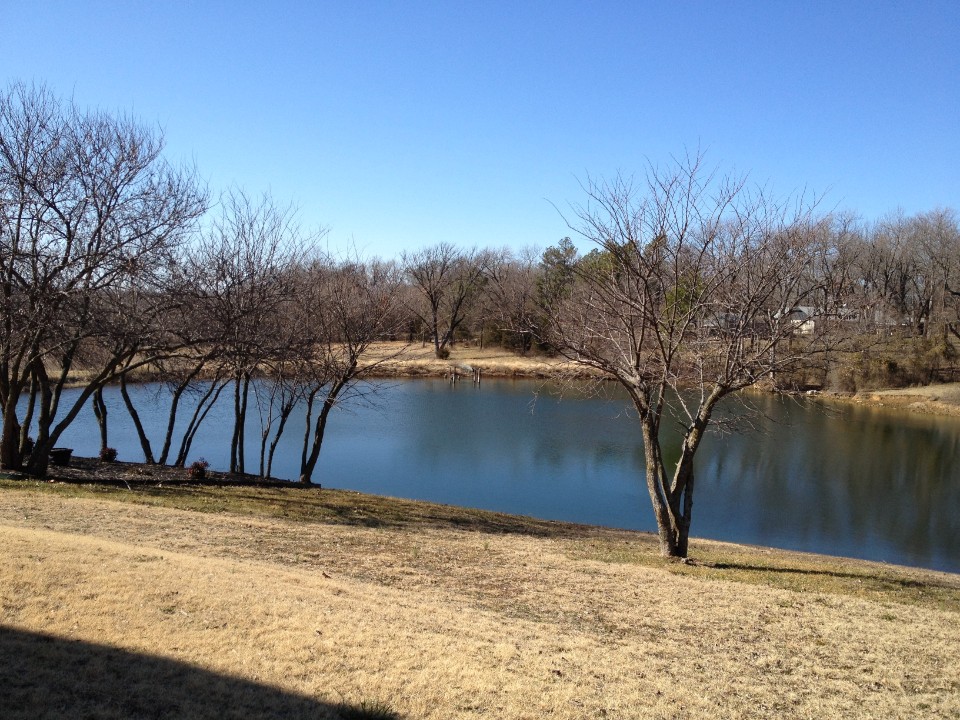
[110,274,230,467]
[252,261,318,479]
[913,209,960,343]
[481,247,543,353]
[540,153,839,558]
[297,257,405,484]
[0,82,207,476]
[857,211,960,338]
[402,243,487,357]
[189,189,308,474]
[256,355,313,479]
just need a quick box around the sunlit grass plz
[3,476,957,613]
[4,477,960,718]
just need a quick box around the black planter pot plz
[49,448,73,467]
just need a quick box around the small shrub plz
[436,346,450,359]
[188,458,210,480]
[99,447,118,462]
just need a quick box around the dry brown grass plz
[2,480,959,719]
[858,382,960,416]
[359,341,586,378]
[816,381,960,418]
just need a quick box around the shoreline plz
[811,384,960,418]
[3,454,958,578]
[63,341,960,417]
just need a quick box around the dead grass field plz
[359,341,585,379]
[848,382,960,417]
[2,479,959,719]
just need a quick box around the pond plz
[45,378,960,573]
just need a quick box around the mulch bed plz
[18,456,313,489]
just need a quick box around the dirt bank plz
[817,382,960,417]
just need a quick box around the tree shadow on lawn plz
[706,561,960,593]
[171,484,612,539]
[29,456,614,540]
[0,626,402,720]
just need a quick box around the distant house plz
[701,311,742,335]
[777,306,817,335]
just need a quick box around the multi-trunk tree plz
[402,243,487,357]
[540,154,844,558]
[190,189,308,474]
[0,82,207,476]
[296,257,405,484]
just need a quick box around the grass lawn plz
[1,474,958,719]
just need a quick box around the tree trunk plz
[652,475,683,557]
[0,399,22,469]
[430,301,443,357]
[639,414,681,557]
[672,464,695,558]
[26,437,51,477]
[238,374,249,473]
[92,388,109,453]
[230,373,250,474]
[299,387,319,478]
[175,380,227,467]
[25,367,54,477]
[655,391,720,558]
[230,376,241,472]
[19,374,38,462]
[158,363,205,465]
[266,404,294,479]
[299,377,349,484]
[635,391,718,559]
[120,374,155,464]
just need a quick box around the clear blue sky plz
[3,1,958,257]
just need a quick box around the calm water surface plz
[48,379,960,573]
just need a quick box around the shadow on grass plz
[10,457,612,540]
[166,484,607,539]
[706,561,960,593]
[200,484,612,539]
[0,626,402,720]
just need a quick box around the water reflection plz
[46,379,960,572]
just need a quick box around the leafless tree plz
[0,82,207,476]
[865,213,930,335]
[188,189,308,474]
[297,257,405,484]
[109,265,231,467]
[912,209,960,343]
[481,247,543,353]
[251,261,318,479]
[402,243,487,357]
[540,153,840,558]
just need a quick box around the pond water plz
[46,379,960,573]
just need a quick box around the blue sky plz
[3,1,958,257]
